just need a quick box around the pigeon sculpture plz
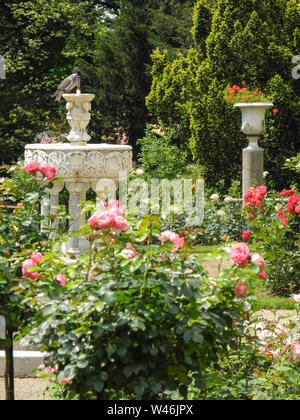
[53,67,80,102]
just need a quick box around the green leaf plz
[59,365,76,381]
[192,331,204,344]
[167,303,179,314]
[93,381,104,393]
[103,292,117,306]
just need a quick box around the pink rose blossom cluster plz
[292,293,300,303]
[88,200,129,234]
[229,244,266,298]
[88,265,102,281]
[121,246,138,259]
[54,274,66,287]
[251,253,266,279]
[22,252,44,280]
[291,342,300,357]
[158,230,185,251]
[229,243,252,268]
[37,363,73,385]
[25,161,57,181]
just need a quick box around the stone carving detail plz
[84,151,106,177]
[122,150,133,170]
[106,152,123,172]
[63,93,95,144]
[25,148,132,179]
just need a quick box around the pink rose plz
[22,259,39,281]
[96,200,124,215]
[121,246,138,259]
[158,230,174,244]
[87,265,102,281]
[30,252,44,265]
[60,379,73,385]
[172,236,185,249]
[88,265,96,281]
[229,243,251,267]
[88,211,115,230]
[234,282,247,298]
[158,230,184,249]
[292,294,300,303]
[25,161,41,177]
[54,274,66,287]
[113,215,129,233]
[39,164,57,181]
[291,342,300,357]
[258,270,266,280]
[252,254,266,270]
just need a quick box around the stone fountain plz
[25,91,132,257]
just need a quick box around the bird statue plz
[53,67,80,102]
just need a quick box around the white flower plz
[210,193,219,201]
[136,168,144,175]
[224,196,233,203]
[217,210,226,217]
[286,158,291,162]
[263,171,269,178]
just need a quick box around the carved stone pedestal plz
[25,143,132,257]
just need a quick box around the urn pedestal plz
[234,102,273,200]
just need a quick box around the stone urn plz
[25,93,132,258]
[234,102,273,199]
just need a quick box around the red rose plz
[242,230,251,242]
[234,282,247,298]
[277,211,286,219]
[280,189,296,197]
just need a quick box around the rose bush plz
[16,200,263,400]
[242,186,300,295]
[0,162,61,398]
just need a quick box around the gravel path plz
[0,378,47,400]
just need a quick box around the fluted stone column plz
[65,182,90,257]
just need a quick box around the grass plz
[190,244,297,311]
[253,279,297,311]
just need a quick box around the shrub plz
[17,201,262,400]
[242,186,300,295]
[137,127,188,180]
